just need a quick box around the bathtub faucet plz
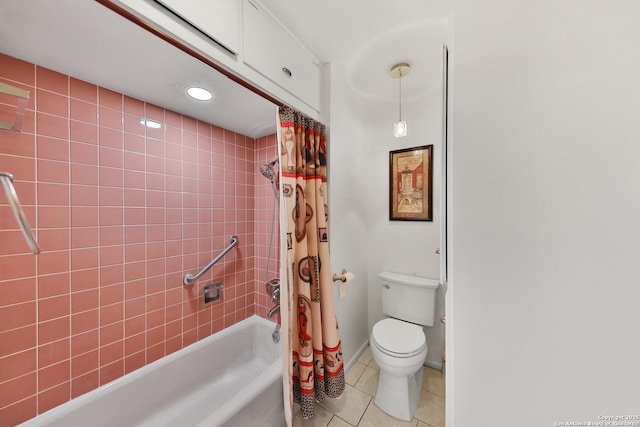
[267,304,280,318]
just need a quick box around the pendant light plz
[390,63,410,138]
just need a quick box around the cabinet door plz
[243,0,320,111]
[157,0,241,54]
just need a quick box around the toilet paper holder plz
[332,269,350,282]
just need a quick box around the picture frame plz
[389,145,433,221]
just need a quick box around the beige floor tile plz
[317,384,371,426]
[357,402,418,427]
[422,367,441,378]
[354,366,379,397]
[367,357,379,370]
[414,390,445,427]
[346,361,367,386]
[305,345,445,427]
[327,416,355,427]
[357,346,373,365]
[421,367,445,398]
[293,404,334,427]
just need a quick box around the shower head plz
[260,157,279,181]
[260,157,279,197]
[260,164,275,181]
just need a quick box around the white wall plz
[365,83,446,369]
[326,63,370,366]
[450,0,640,425]
[328,49,447,368]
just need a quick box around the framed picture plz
[389,145,433,221]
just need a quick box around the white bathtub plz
[19,315,284,427]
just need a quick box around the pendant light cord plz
[398,69,403,121]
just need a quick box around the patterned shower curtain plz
[277,106,345,424]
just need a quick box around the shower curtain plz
[277,106,345,424]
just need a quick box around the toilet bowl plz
[370,318,427,421]
[371,271,439,421]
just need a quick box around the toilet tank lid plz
[379,271,439,289]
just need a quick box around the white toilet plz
[370,271,439,421]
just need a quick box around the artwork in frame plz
[389,145,433,221]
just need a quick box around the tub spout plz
[267,304,280,318]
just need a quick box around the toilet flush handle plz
[382,284,390,289]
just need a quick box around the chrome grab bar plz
[183,235,238,285]
[0,172,40,254]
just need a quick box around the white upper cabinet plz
[242,0,321,111]
[113,0,321,116]
[156,0,241,54]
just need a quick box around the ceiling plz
[262,0,450,102]
[262,0,449,64]
[0,0,450,138]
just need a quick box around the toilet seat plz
[372,318,426,358]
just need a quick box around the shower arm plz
[0,172,40,254]
[183,235,238,285]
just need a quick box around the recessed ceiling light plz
[186,86,213,101]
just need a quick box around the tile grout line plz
[354,397,374,427]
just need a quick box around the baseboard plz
[344,340,370,374]
[424,358,443,371]
[346,340,442,372]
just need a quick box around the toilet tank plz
[379,271,439,326]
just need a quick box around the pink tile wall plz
[0,53,278,426]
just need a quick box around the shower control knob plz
[265,278,280,295]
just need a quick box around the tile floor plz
[292,346,445,427]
